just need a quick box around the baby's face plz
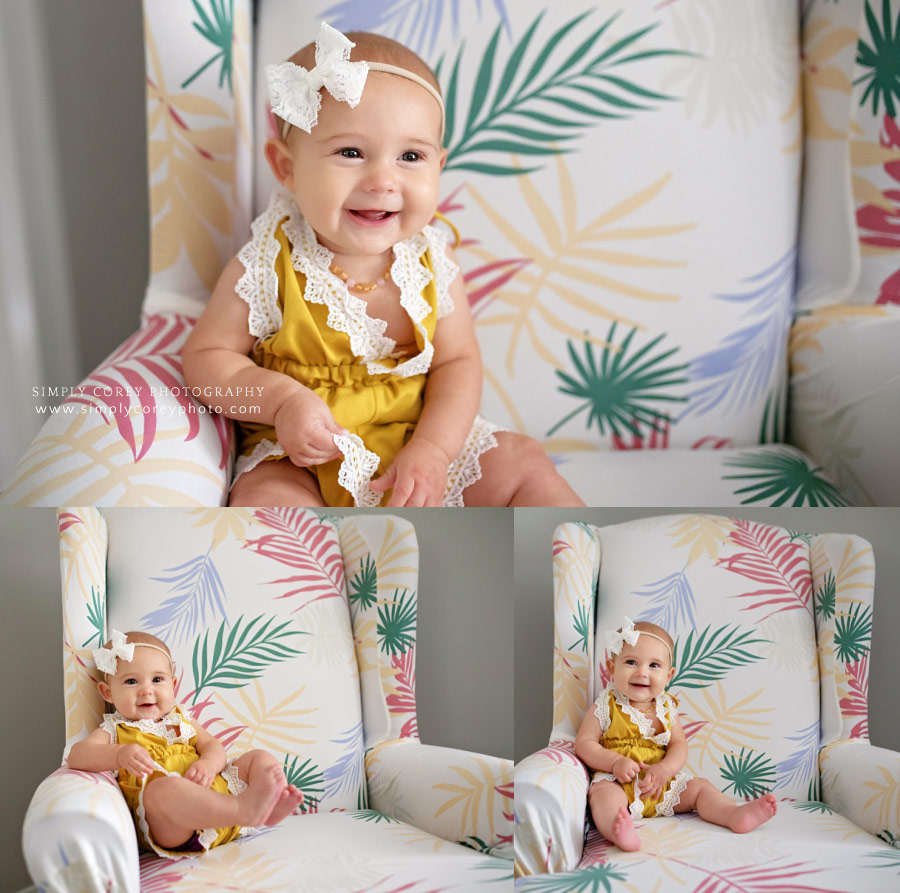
[98,646,175,722]
[610,635,674,702]
[282,72,446,259]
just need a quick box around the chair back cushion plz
[591,514,819,802]
[253,1,799,451]
[72,507,366,812]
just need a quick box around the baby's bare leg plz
[462,433,584,506]
[141,765,283,849]
[587,780,641,851]
[233,749,303,826]
[675,778,777,832]
[229,458,326,507]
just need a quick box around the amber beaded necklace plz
[329,261,393,293]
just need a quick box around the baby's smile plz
[346,208,399,225]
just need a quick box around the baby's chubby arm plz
[574,709,640,783]
[182,256,345,466]
[183,724,227,787]
[371,243,482,506]
[67,727,156,778]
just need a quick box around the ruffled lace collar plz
[104,706,195,745]
[608,684,673,746]
[268,188,440,378]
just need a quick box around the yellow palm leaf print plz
[465,155,693,375]
[862,763,900,832]
[666,514,736,566]
[552,648,589,734]
[433,757,507,841]
[178,842,290,892]
[680,683,773,775]
[184,507,256,549]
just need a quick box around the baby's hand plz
[612,756,641,784]
[370,438,450,507]
[637,761,668,800]
[117,743,156,778]
[274,389,347,467]
[184,758,218,787]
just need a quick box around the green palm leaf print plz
[348,554,378,612]
[439,10,686,175]
[834,601,873,662]
[857,0,900,116]
[190,614,305,703]
[570,602,591,653]
[722,449,850,506]
[670,625,767,690]
[520,863,628,892]
[82,585,105,648]
[346,809,400,823]
[377,589,417,655]
[282,755,324,814]
[182,0,234,94]
[721,747,776,799]
[814,571,836,621]
[547,323,689,439]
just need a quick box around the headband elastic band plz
[92,629,173,675]
[605,616,674,664]
[279,61,445,142]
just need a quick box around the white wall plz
[514,507,900,763]
[0,507,513,892]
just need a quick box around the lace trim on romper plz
[232,188,503,505]
[104,707,248,860]
[590,685,692,819]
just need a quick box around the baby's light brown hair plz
[615,621,675,665]
[273,32,442,140]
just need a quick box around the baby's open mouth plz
[349,209,397,221]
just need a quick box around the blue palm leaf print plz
[141,548,228,645]
[682,249,794,421]
[323,721,365,799]
[321,0,510,56]
[776,721,819,790]
[634,567,696,633]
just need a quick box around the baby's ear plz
[264,137,295,188]
[97,678,112,703]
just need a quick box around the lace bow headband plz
[605,617,673,663]
[92,629,172,675]
[266,22,446,140]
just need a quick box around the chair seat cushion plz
[138,811,509,890]
[554,443,849,506]
[515,805,897,892]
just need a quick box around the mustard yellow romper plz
[232,188,503,507]
[100,706,246,858]
[589,685,692,819]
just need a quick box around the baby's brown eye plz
[340,148,361,158]
[401,151,421,162]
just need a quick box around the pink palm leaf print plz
[536,741,585,773]
[139,854,187,890]
[386,647,418,739]
[841,654,870,739]
[69,314,230,466]
[692,858,845,893]
[716,521,812,620]
[246,509,345,607]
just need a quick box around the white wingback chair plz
[3,0,898,506]
[514,516,900,890]
[23,508,511,892]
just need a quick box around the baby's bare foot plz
[265,784,304,826]
[610,805,641,851]
[729,793,777,833]
[237,765,285,827]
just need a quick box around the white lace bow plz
[93,629,134,674]
[605,616,640,656]
[266,22,368,134]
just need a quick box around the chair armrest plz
[513,741,588,877]
[22,768,140,893]
[789,304,900,505]
[366,739,513,858]
[2,313,232,506]
[820,738,900,843]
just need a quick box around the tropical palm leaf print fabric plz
[514,516,899,891]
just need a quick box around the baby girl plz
[182,22,583,508]
[67,630,303,858]
[575,618,777,851]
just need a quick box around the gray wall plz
[1,507,513,892]
[514,508,900,763]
